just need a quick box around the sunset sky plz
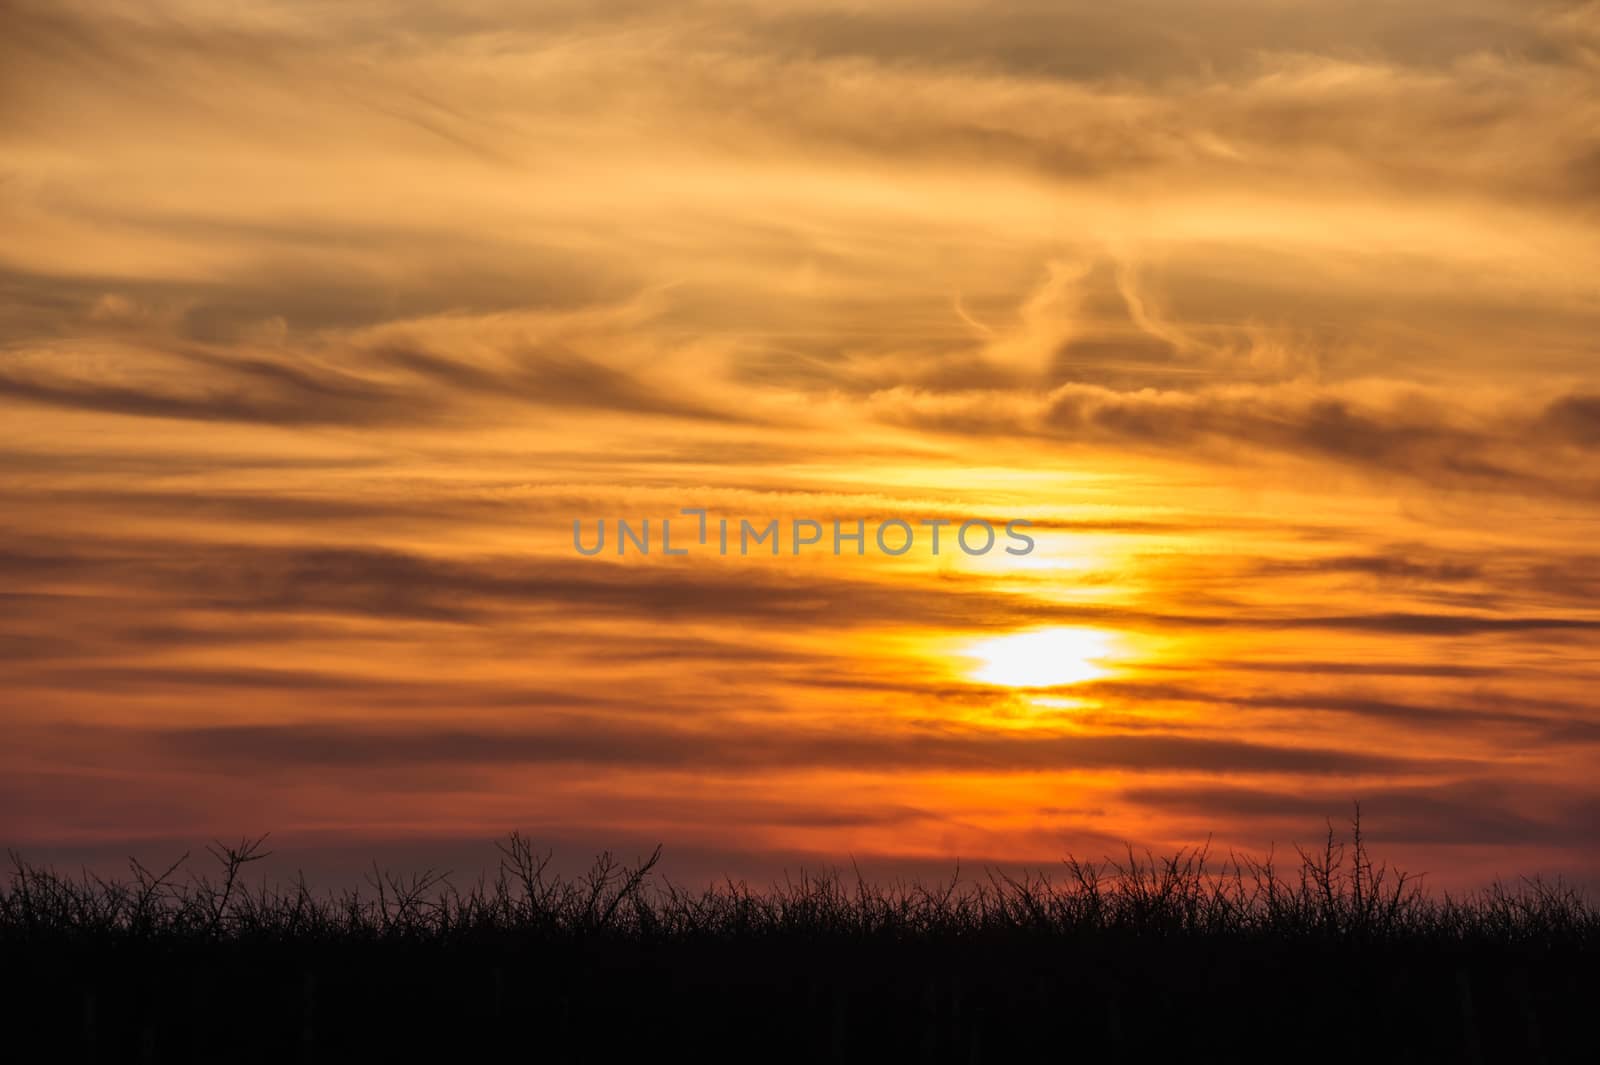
[4,0,1599,888]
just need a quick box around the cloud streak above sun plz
[2,0,1599,886]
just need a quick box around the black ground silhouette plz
[4,812,1593,1062]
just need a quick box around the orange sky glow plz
[3,0,1599,888]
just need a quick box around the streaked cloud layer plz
[3,0,1599,885]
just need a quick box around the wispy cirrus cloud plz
[3,0,1600,886]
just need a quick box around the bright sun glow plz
[965,627,1116,688]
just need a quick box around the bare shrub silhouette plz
[2,808,1593,1061]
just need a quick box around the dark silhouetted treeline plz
[3,813,1594,1062]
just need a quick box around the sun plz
[964,627,1116,688]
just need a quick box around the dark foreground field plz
[4,820,1594,1063]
